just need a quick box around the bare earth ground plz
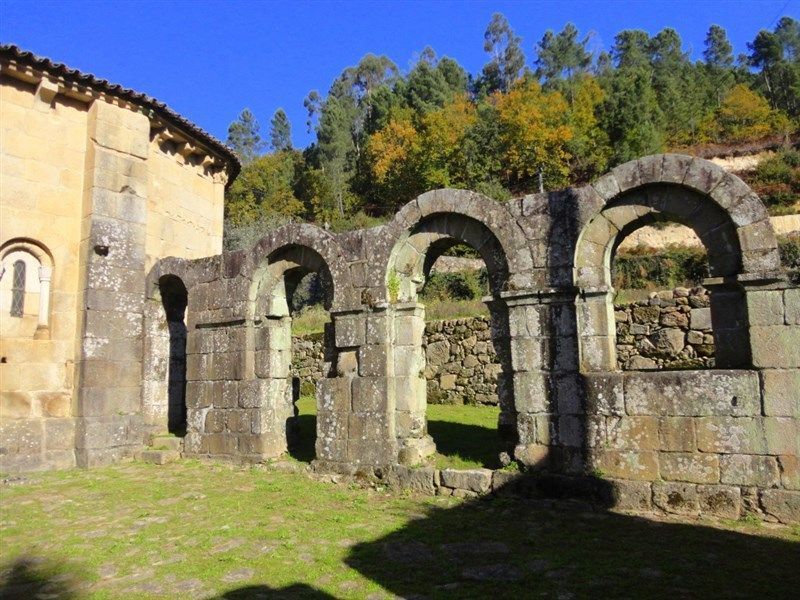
[1,457,799,600]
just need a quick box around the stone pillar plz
[739,277,799,521]
[393,302,434,465]
[506,289,582,472]
[74,100,150,467]
[576,288,616,372]
[320,308,397,469]
[704,277,751,368]
[33,265,52,339]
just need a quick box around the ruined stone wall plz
[615,287,715,370]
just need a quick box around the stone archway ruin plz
[147,155,799,522]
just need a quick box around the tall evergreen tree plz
[704,24,734,68]
[480,13,526,94]
[269,109,293,152]
[535,23,592,84]
[226,108,263,165]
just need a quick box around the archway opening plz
[612,222,714,370]
[390,215,511,469]
[576,185,750,372]
[159,275,188,435]
[252,245,335,463]
[287,271,332,463]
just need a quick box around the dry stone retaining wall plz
[291,288,718,403]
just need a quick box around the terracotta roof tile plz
[0,43,240,182]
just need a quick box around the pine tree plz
[270,109,292,152]
[226,108,263,165]
[480,13,526,94]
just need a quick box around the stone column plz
[704,277,751,368]
[33,265,52,339]
[393,302,434,465]
[320,307,397,469]
[506,289,582,472]
[576,288,616,372]
[74,100,150,467]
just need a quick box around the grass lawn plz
[290,397,502,470]
[1,460,799,599]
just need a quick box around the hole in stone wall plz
[287,271,331,463]
[410,237,509,470]
[159,274,188,435]
[611,222,715,371]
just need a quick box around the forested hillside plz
[223,14,800,241]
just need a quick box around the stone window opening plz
[388,214,513,468]
[10,260,25,317]
[251,245,336,464]
[610,220,715,371]
[575,184,753,373]
[0,238,54,339]
[159,275,188,436]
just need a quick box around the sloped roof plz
[0,43,240,181]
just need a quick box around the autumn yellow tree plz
[566,75,612,181]
[700,84,790,143]
[494,79,574,190]
[225,151,305,225]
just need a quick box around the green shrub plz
[420,269,488,302]
[612,245,709,289]
[746,149,800,214]
[779,234,800,284]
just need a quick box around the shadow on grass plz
[346,479,800,598]
[427,419,504,469]
[212,583,334,599]
[287,414,317,464]
[0,556,82,599]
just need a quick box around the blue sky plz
[1,0,796,148]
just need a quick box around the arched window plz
[10,260,26,317]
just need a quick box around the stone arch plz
[141,265,191,435]
[583,154,780,279]
[574,154,779,371]
[370,188,534,303]
[0,237,54,338]
[382,190,530,464]
[247,223,356,313]
[243,226,353,460]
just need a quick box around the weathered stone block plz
[625,370,760,417]
[750,326,800,368]
[778,455,800,490]
[352,377,389,412]
[764,417,799,455]
[760,489,800,524]
[762,370,800,417]
[609,479,653,511]
[696,417,767,454]
[594,416,660,451]
[697,485,741,519]
[746,291,786,326]
[784,288,800,325]
[583,373,624,416]
[512,372,550,413]
[653,482,699,515]
[43,418,75,451]
[358,344,389,377]
[591,449,659,481]
[658,417,696,452]
[659,452,719,484]
[690,308,712,330]
[720,454,780,487]
[334,315,365,348]
[384,465,437,494]
[439,468,493,493]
